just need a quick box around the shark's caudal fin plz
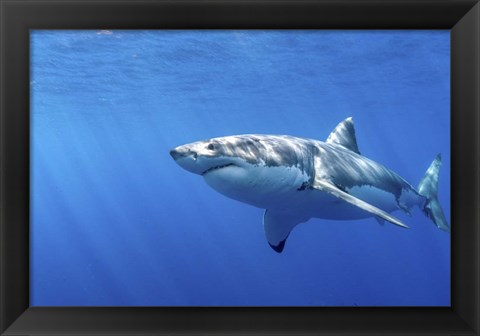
[417,154,450,232]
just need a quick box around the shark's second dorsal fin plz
[326,117,361,154]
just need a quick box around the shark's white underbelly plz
[203,164,419,221]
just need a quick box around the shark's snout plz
[169,148,182,160]
[170,147,197,161]
[170,145,203,174]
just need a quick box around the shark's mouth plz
[202,163,235,175]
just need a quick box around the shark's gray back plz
[209,134,317,177]
[312,141,418,200]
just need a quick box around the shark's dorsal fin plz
[313,179,409,229]
[263,210,309,253]
[326,117,361,154]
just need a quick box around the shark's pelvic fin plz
[313,179,409,229]
[375,216,385,226]
[417,154,450,232]
[263,210,309,253]
[326,117,361,154]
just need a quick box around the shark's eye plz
[207,143,215,150]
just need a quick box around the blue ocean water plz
[30,30,450,306]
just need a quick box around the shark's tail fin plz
[417,154,450,232]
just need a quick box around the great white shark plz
[170,117,449,253]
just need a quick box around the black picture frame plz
[1,0,479,335]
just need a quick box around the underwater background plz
[30,30,450,306]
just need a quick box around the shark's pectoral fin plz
[313,179,409,229]
[263,210,309,253]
